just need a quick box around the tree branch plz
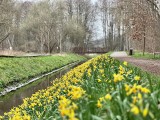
[0,33,10,44]
[146,0,160,18]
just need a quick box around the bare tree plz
[0,0,14,49]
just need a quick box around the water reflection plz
[0,64,76,115]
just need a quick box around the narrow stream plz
[0,62,82,115]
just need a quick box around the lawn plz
[132,51,160,60]
[0,54,86,92]
[1,54,160,120]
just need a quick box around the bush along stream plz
[0,54,86,93]
[1,54,160,120]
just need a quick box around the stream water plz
[0,62,81,115]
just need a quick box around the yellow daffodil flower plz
[123,61,128,66]
[134,76,140,81]
[131,105,139,115]
[97,100,102,108]
[105,94,112,100]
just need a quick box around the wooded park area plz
[0,0,160,54]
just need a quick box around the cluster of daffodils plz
[58,96,78,120]
[67,86,86,100]
[125,84,150,96]
[97,94,112,108]
[0,54,159,120]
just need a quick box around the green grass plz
[107,51,113,56]
[126,61,160,91]
[132,51,160,60]
[0,54,86,92]
[85,52,113,59]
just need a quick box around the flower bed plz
[1,54,160,120]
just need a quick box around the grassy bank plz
[132,51,160,59]
[0,54,86,92]
[1,54,160,120]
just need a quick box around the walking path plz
[110,51,128,57]
[110,51,160,76]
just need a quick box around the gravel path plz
[110,51,128,57]
[111,52,160,76]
